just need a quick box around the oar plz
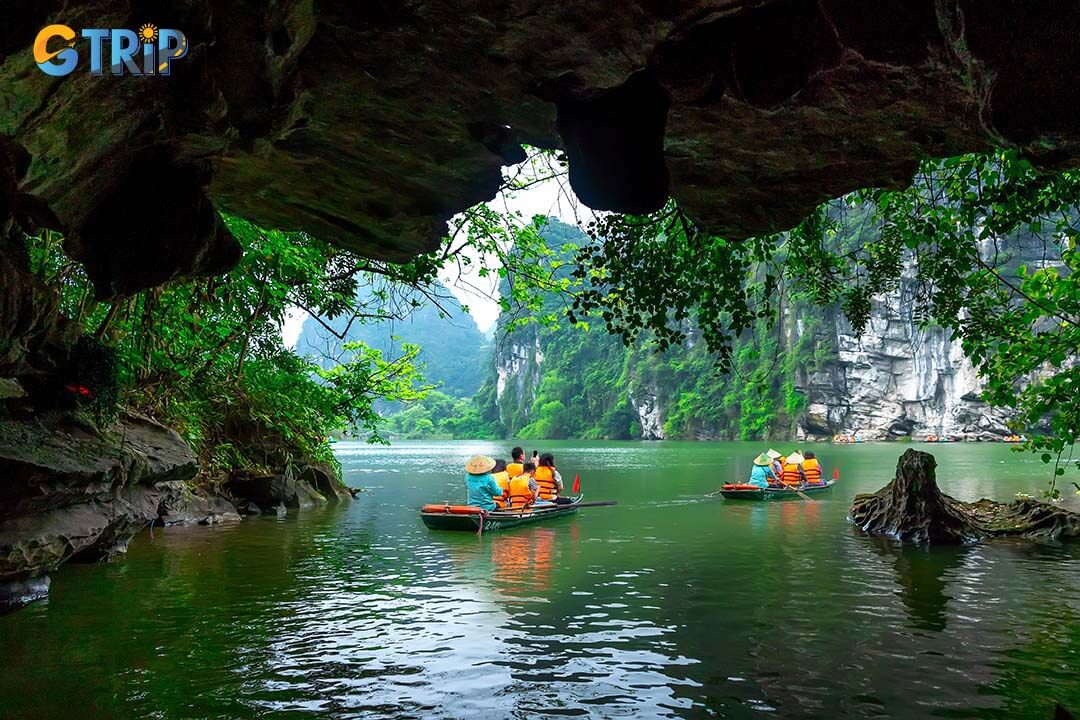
[491,500,617,515]
[789,484,815,502]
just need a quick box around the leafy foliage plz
[295,282,490,400]
[383,390,500,439]
[558,150,1080,494]
[26,218,436,477]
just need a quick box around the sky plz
[282,163,592,347]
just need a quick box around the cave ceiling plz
[3,0,1080,297]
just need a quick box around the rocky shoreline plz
[0,412,350,613]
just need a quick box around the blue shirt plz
[465,472,504,511]
[748,465,778,488]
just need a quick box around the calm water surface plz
[2,441,1079,719]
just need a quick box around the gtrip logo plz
[33,23,188,77]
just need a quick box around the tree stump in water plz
[849,449,1080,544]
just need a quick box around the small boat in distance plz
[1002,434,1026,443]
[719,481,837,501]
[421,496,611,533]
[832,434,862,444]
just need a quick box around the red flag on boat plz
[572,474,581,494]
[832,467,840,481]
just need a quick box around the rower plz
[506,446,525,479]
[749,453,779,488]
[464,455,503,511]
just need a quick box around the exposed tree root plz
[850,449,1080,544]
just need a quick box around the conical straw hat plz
[766,449,782,459]
[753,453,771,466]
[787,452,806,465]
[465,455,496,475]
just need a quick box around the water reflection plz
[2,441,1079,718]
[490,528,556,596]
[863,535,967,631]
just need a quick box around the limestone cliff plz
[795,298,1009,442]
[489,228,1057,442]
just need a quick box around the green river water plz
[2,440,1079,719]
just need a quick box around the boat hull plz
[720,481,836,501]
[421,499,582,532]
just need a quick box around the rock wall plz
[797,230,1062,441]
[493,329,545,432]
[629,385,664,440]
[797,292,1010,441]
[490,229,1058,442]
[0,410,350,612]
[0,413,201,610]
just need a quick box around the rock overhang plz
[3,0,1080,298]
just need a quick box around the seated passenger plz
[802,451,824,484]
[506,446,525,479]
[491,459,511,509]
[767,449,784,481]
[464,455,503,511]
[535,453,563,503]
[749,453,779,488]
[781,452,807,486]
[507,462,540,509]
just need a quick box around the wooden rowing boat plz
[421,496,585,532]
[719,480,836,501]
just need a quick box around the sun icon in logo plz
[138,23,159,44]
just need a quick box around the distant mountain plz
[295,284,489,398]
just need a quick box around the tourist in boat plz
[802,451,824,484]
[507,447,525,478]
[781,451,808,486]
[767,449,784,481]
[507,462,540,508]
[491,459,511,509]
[535,453,565,504]
[465,455,504,511]
[749,453,779,488]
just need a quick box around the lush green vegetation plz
[381,390,499,439]
[380,152,1080,501]
[564,151,1080,494]
[26,217,435,477]
[467,219,837,442]
[294,282,489,399]
[18,151,569,479]
[20,145,1080,495]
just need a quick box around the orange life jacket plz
[506,462,524,478]
[781,462,805,485]
[507,474,534,508]
[534,465,557,500]
[492,471,510,508]
[802,458,823,484]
